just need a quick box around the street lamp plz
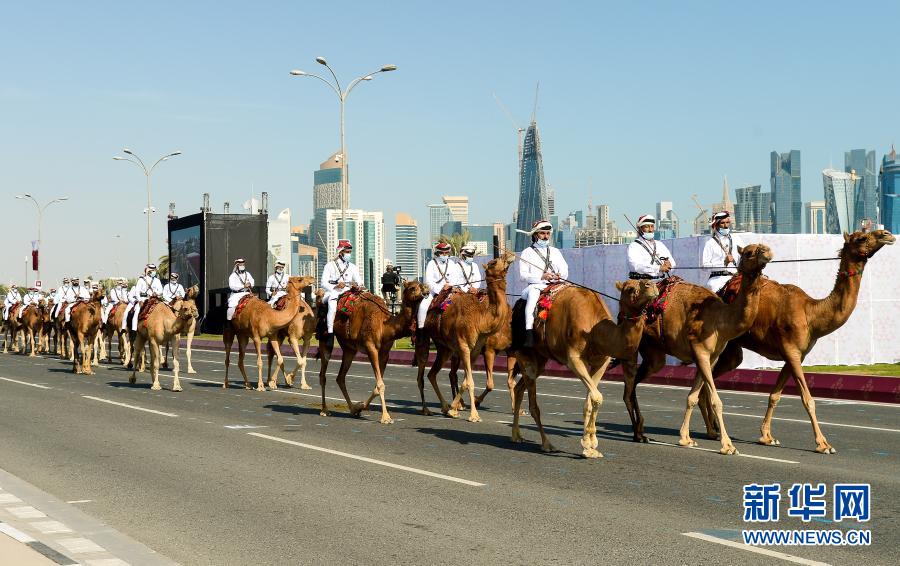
[15,193,69,283]
[113,149,182,264]
[289,57,396,248]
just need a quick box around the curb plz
[186,338,900,404]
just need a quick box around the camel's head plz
[288,275,316,293]
[615,279,658,312]
[401,280,427,305]
[185,285,199,300]
[736,243,773,276]
[314,287,325,307]
[841,229,895,261]
[91,287,104,301]
[484,253,514,281]
[178,299,199,321]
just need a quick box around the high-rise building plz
[712,176,735,215]
[394,213,419,280]
[804,200,826,234]
[514,121,550,250]
[267,208,292,273]
[845,149,877,228]
[441,196,469,224]
[547,186,556,216]
[734,185,772,233]
[770,150,802,233]
[313,151,345,211]
[313,208,384,285]
[428,204,451,245]
[656,201,679,239]
[880,145,900,233]
[823,169,858,234]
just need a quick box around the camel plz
[67,290,104,374]
[223,276,306,391]
[161,316,197,374]
[40,301,55,353]
[510,279,659,458]
[101,302,132,365]
[316,280,427,424]
[707,229,895,454]
[621,243,773,455]
[414,254,514,422]
[130,288,199,391]
[54,306,73,360]
[21,304,44,357]
[266,287,318,390]
[2,309,24,354]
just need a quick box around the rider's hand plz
[725,254,734,265]
[541,273,554,281]
[443,283,451,291]
[468,288,477,294]
[660,261,672,273]
[337,282,346,289]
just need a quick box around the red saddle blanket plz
[69,300,90,315]
[233,294,254,320]
[108,302,122,319]
[274,295,288,310]
[716,274,770,304]
[644,276,684,324]
[9,304,22,319]
[337,290,364,315]
[535,282,570,321]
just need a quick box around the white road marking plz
[682,531,831,565]
[7,506,46,519]
[0,377,50,389]
[56,537,106,554]
[0,493,23,504]
[223,425,268,429]
[31,520,73,534]
[81,396,178,418]
[0,522,35,543]
[65,500,92,504]
[721,411,900,433]
[248,432,485,487]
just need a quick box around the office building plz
[804,201,826,234]
[442,196,469,224]
[514,121,550,250]
[656,201,679,239]
[394,213,420,280]
[880,145,900,233]
[845,149,877,228]
[823,169,858,234]
[267,208,292,273]
[428,204,451,245]
[771,150,802,233]
[313,151,345,211]
[734,184,772,233]
[313,209,384,286]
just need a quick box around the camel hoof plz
[320,410,330,417]
[467,414,482,423]
[419,407,433,416]
[510,430,524,444]
[255,385,266,392]
[380,415,394,425]
[151,384,162,391]
[300,383,312,391]
[173,385,183,392]
[540,443,557,453]
[268,382,278,390]
[244,385,253,390]
[633,435,651,444]
[446,408,459,418]
[187,368,197,374]
[720,446,738,455]
[582,448,604,459]
[128,376,136,384]
[816,445,836,454]
[706,432,721,440]
[350,403,366,416]
[678,439,698,448]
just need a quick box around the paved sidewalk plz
[0,467,175,566]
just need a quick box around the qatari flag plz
[31,240,38,271]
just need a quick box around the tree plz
[157,255,169,279]
[438,230,471,256]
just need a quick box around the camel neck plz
[809,253,865,336]
[723,268,763,340]
[594,308,646,359]
[481,274,509,331]
[384,302,416,340]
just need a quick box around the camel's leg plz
[334,350,365,416]
[677,372,704,448]
[318,342,332,416]
[622,348,665,443]
[565,353,604,458]
[765,353,833,454]
[266,338,286,390]
[279,337,298,388]
[506,356,526,416]
[171,336,182,392]
[298,337,312,389]
[510,363,529,443]
[27,329,36,357]
[416,358,433,416]
[129,333,146,385]
[162,340,170,370]
[526,374,554,452]
[448,355,460,402]
[582,359,611,458]
[223,327,234,388]
[150,338,163,391]
[457,346,481,423]
[185,319,196,374]
[426,348,453,416]
[237,335,252,389]
[362,344,393,424]
[252,336,266,391]
[681,353,737,455]
[475,349,495,407]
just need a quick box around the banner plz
[31,240,39,271]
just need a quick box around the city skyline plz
[1,1,898,284]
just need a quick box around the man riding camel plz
[320,240,363,348]
[627,214,677,280]
[265,261,288,307]
[702,210,741,293]
[102,278,128,325]
[21,287,42,318]
[226,258,255,322]
[3,284,22,321]
[51,278,70,319]
[518,219,569,348]
[162,272,186,304]
[451,243,484,294]
[64,277,91,323]
[415,241,454,344]
[123,265,163,331]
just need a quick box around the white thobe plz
[518,245,569,330]
[702,232,742,292]
[417,258,453,327]
[626,238,677,279]
[321,259,363,333]
[227,271,255,321]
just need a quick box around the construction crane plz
[691,193,709,236]
[493,92,525,171]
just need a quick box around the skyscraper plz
[880,145,900,233]
[734,185,772,233]
[514,121,549,250]
[428,204,451,244]
[441,196,469,224]
[547,186,556,216]
[394,213,419,280]
[313,208,384,285]
[313,151,345,211]
[804,201,826,234]
[823,169,858,234]
[770,150,802,233]
[712,176,735,214]
[656,201,679,239]
[845,149,877,228]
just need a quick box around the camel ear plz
[737,245,744,255]
[615,281,625,291]
[843,232,851,243]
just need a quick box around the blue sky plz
[1,0,898,284]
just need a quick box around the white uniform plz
[449,259,484,293]
[626,237,677,279]
[52,285,73,318]
[417,257,453,328]
[519,245,569,330]
[162,281,186,304]
[321,257,363,333]
[121,286,139,330]
[64,284,91,322]
[20,290,42,318]
[103,286,129,324]
[3,289,22,320]
[702,232,742,292]
[265,272,288,306]
[128,275,163,330]
[226,270,255,321]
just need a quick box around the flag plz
[31,241,39,271]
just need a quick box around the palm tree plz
[438,230,470,255]
[157,255,170,279]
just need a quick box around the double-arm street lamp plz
[290,57,396,245]
[113,148,182,264]
[15,193,69,283]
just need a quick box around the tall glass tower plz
[881,146,900,233]
[770,150,802,233]
[845,149,877,228]
[515,121,549,251]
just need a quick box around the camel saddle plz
[427,287,454,313]
[138,297,173,328]
[716,273,770,304]
[69,299,90,315]
[337,289,364,315]
[9,303,22,319]
[535,282,569,321]
[273,295,289,311]
[435,288,488,313]
[108,302,121,319]
[644,275,684,324]
[233,294,254,320]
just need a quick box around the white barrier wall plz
[499,234,900,369]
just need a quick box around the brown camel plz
[40,300,55,353]
[266,284,318,390]
[21,304,44,357]
[223,276,305,391]
[101,303,131,365]
[415,254,514,422]
[130,289,200,391]
[161,316,197,374]
[621,244,773,455]
[510,279,659,457]
[2,307,24,354]
[67,290,104,375]
[708,229,895,454]
[54,305,73,359]
[317,280,427,424]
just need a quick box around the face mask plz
[641,232,655,241]
[436,255,448,264]
[534,239,550,249]
[717,228,731,237]
[463,257,474,265]
[275,268,283,275]
[149,271,157,278]
[237,266,246,273]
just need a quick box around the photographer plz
[381,265,401,303]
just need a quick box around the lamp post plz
[290,58,396,248]
[113,149,182,264]
[15,193,69,283]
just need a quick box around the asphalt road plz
[0,345,897,565]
